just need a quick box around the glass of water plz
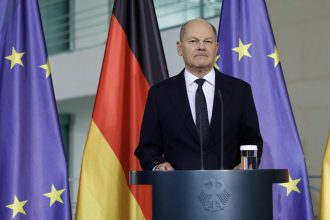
[240,145,258,170]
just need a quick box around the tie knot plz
[195,78,206,87]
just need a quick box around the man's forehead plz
[184,27,216,39]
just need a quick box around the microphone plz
[218,89,224,170]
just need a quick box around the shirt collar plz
[184,68,215,87]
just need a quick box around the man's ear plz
[176,41,182,56]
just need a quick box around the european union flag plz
[0,0,71,219]
[216,0,314,219]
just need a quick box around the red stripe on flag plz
[92,15,152,220]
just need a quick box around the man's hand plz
[233,163,254,170]
[233,163,241,170]
[154,162,174,171]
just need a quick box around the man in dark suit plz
[135,18,262,171]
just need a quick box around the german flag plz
[75,1,168,219]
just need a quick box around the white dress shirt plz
[184,69,215,124]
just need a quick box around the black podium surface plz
[130,170,288,220]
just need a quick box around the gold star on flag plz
[39,58,51,78]
[214,55,220,70]
[279,174,301,196]
[267,46,280,67]
[43,184,65,206]
[232,39,252,61]
[5,47,25,69]
[6,195,28,218]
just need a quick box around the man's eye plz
[205,40,213,44]
[189,40,198,44]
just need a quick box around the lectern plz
[129,170,288,220]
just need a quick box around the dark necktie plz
[195,78,209,143]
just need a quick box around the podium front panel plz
[130,170,288,220]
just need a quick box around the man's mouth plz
[195,54,208,57]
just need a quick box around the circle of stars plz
[5,184,66,218]
[4,46,52,78]
[214,38,281,69]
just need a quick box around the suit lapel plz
[204,70,232,148]
[168,69,232,147]
[169,70,200,144]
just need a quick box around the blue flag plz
[0,0,71,219]
[216,0,314,219]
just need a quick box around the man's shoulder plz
[150,71,183,91]
[150,69,252,91]
[217,70,251,88]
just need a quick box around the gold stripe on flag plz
[75,121,145,220]
[319,130,330,220]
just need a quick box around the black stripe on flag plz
[113,0,169,86]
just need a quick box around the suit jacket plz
[135,68,263,170]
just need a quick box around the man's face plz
[177,20,219,73]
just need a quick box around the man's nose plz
[197,42,206,50]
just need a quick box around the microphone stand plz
[218,89,224,170]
